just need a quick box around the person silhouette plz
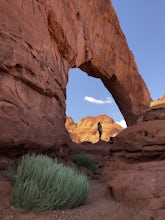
[97,122,102,140]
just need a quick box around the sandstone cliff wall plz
[0,0,151,154]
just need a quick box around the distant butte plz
[65,115,123,143]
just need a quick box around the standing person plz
[97,122,102,140]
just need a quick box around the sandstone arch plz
[0,0,151,153]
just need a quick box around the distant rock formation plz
[65,115,123,143]
[150,94,165,108]
[0,0,151,155]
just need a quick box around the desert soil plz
[1,175,150,220]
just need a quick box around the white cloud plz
[84,96,113,104]
[117,120,127,128]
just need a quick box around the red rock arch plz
[0,0,151,154]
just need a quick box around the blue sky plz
[66,1,165,127]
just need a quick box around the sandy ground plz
[1,176,151,220]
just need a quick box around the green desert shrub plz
[11,153,89,213]
[72,153,96,172]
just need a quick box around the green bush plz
[11,154,90,213]
[72,153,96,172]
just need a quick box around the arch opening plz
[65,68,127,143]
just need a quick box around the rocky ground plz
[0,139,164,220]
[0,171,150,220]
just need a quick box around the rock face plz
[103,159,165,218]
[107,97,165,161]
[102,100,165,216]
[0,0,151,154]
[65,115,123,143]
